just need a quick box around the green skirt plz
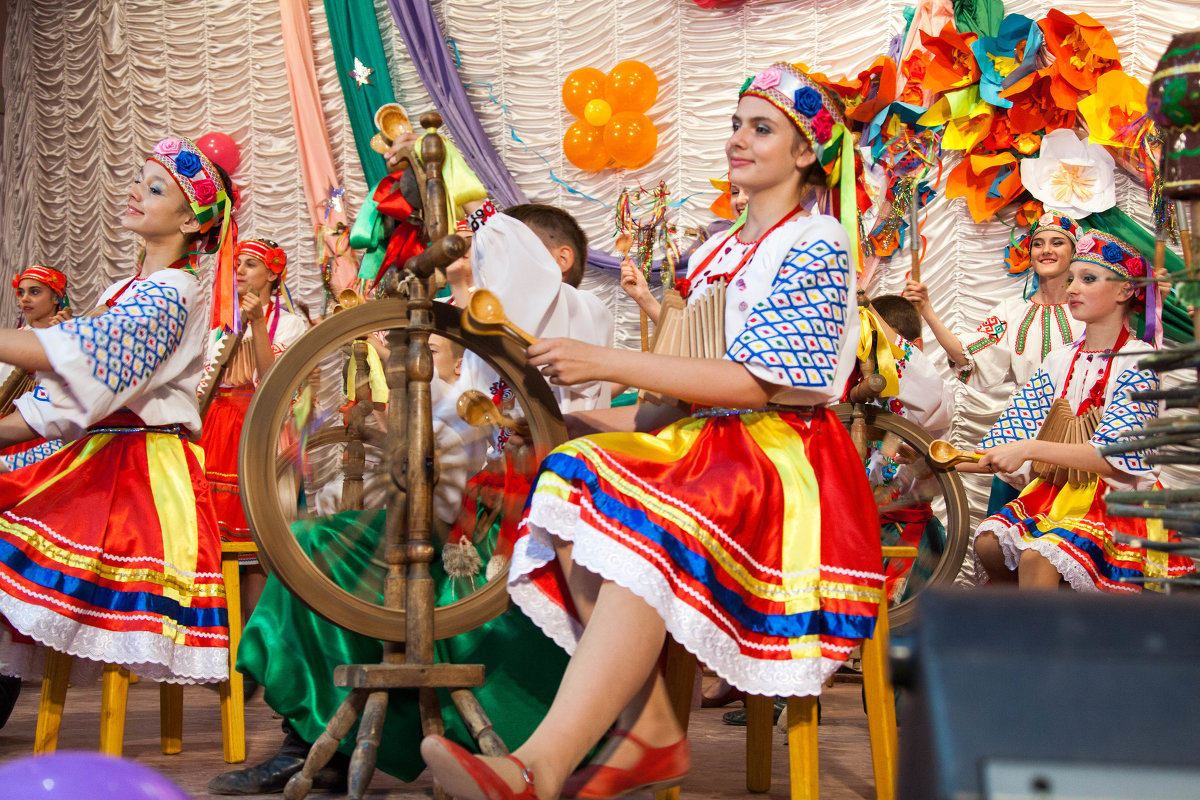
[236,508,568,781]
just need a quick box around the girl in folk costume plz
[904,212,1083,515]
[0,136,235,685]
[0,266,72,471]
[199,237,307,620]
[11,266,71,330]
[968,231,1194,591]
[420,63,884,800]
[904,211,1083,391]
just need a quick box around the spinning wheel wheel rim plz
[240,299,566,642]
[830,403,971,630]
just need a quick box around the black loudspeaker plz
[893,589,1200,800]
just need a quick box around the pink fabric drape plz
[278,0,358,292]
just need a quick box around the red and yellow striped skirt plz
[509,407,884,698]
[0,414,228,683]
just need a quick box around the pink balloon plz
[195,131,241,175]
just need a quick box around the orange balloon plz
[604,60,658,114]
[603,112,658,169]
[563,121,611,171]
[562,67,607,118]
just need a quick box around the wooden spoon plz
[615,233,632,258]
[928,439,982,468]
[466,289,538,347]
[456,389,529,435]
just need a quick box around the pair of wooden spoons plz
[462,289,537,347]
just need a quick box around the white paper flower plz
[1018,128,1115,218]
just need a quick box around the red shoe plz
[420,735,539,800]
[561,729,690,799]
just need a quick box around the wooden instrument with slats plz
[637,281,726,406]
[1031,398,1102,486]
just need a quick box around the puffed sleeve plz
[726,222,854,405]
[956,306,1014,389]
[980,369,1056,449]
[1091,366,1159,487]
[892,337,955,439]
[15,275,196,441]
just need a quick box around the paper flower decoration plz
[969,13,1043,108]
[1039,10,1121,94]
[816,56,899,124]
[1078,70,1149,149]
[946,151,1024,222]
[919,85,995,152]
[916,22,982,95]
[1001,68,1078,135]
[1015,199,1045,228]
[1005,236,1030,275]
[1018,128,1115,217]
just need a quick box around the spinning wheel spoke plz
[241,299,566,643]
[832,403,971,630]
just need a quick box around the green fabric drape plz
[325,0,398,187]
[1084,206,1195,343]
[952,0,1005,37]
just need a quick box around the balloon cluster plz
[562,61,659,171]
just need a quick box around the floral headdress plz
[236,238,288,279]
[12,265,68,303]
[1028,211,1081,244]
[738,62,863,269]
[235,237,297,318]
[739,63,846,154]
[151,136,240,333]
[1072,230,1160,344]
[150,137,232,254]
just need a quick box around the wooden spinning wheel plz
[240,299,567,642]
[830,402,971,630]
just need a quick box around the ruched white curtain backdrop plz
[3,0,1199,532]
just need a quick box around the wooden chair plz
[33,539,255,762]
[654,544,917,800]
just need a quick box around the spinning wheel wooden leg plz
[450,687,508,757]
[348,689,389,800]
[283,688,368,800]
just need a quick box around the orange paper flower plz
[1039,9,1121,94]
[1001,68,1078,135]
[916,22,981,95]
[1077,70,1149,149]
[820,57,900,124]
[946,151,1024,222]
[1015,199,1045,227]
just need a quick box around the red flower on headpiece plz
[811,108,834,142]
[192,177,217,205]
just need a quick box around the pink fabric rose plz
[154,138,182,157]
[1038,211,1057,226]
[810,108,834,142]
[1075,233,1097,253]
[191,176,217,205]
[750,66,782,91]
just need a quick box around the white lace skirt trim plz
[510,494,844,698]
[0,591,229,683]
[975,517,1131,595]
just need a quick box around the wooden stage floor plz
[0,677,885,799]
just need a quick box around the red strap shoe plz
[420,735,539,800]
[560,729,690,799]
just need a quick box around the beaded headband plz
[236,238,287,276]
[738,63,846,152]
[12,265,67,299]
[149,137,231,253]
[1029,211,1081,244]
